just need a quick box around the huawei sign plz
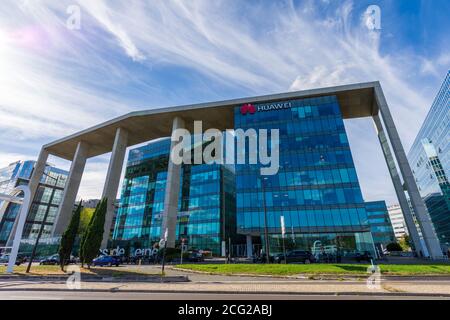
[240,103,256,115]
[240,101,293,115]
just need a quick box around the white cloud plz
[0,152,34,168]
[0,0,447,203]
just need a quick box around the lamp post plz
[260,176,270,263]
[26,172,61,273]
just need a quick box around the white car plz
[0,254,24,266]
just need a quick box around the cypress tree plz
[58,201,82,271]
[79,201,99,268]
[81,198,108,268]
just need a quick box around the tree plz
[58,201,82,271]
[78,208,95,235]
[79,202,100,267]
[386,242,403,252]
[399,234,411,251]
[124,241,131,258]
[81,198,107,268]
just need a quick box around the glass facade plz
[234,95,375,257]
[112,138,237,255]
[365,201,396,252]
[0,160,68,246]
[408,71,450,249]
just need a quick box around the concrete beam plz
[161,116,185,248]
[52,141,89,235]
[42,82,378,160]
[374,85,444,259]
[372,114,423,255]
[101,127,128,249]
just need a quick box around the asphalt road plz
[1,290,448,300]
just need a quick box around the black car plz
[354,251,373,263]
[252,254,275,263]
[40,254,59,265]
[187,250,204,262]
[275,250,315,264]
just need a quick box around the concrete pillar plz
[246,235,253,258]
[5,149,48,246]
[374,85,443,259]
[28,149,49,207]
[100,127,128,249]
[52,141,89,235]
[161,116,185,248]
[372,114,423,255]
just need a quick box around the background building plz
[408,71,450,250]
[112,138,237,255]
[0,160,68,249]
[387,204,409,239]
[365,201,396,254]
[81,199,100,209]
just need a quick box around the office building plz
[30,82,444,259]
[387,204,409,239]
[365,201,396,252]
[112,138,236,255]
[408,71,450,250]
[0,160,68,247]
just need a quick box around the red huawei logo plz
[240,103,256,115]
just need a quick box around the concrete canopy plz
[44,82,378,161]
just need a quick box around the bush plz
[162,247,181,262]
[386,242,403,252]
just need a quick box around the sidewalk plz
[1,268,450,297]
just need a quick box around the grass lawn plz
[175,263,450,276]
[0,265,161,277]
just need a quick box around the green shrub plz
[386,242,403,252]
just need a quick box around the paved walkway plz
[1,265,450,297]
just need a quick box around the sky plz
[0,0,449,205]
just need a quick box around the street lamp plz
[26,172,62,273]
[260,176,270,263]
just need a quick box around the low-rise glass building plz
[0,160,68,247]
[365,201,396,253]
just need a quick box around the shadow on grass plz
[0,265,162,278]
[79,266,162,278]
[334,265,368,273]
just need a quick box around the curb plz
[170,267,450,281]
[0,275,189,283]
[0,287,449,298]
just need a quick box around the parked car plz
[252,253,275,263]
[0,254,26,266]
[187,250,204,262]
[40,254,59,265]
[354,251,373,263]
[92,255,120,267]
[274,250,315,264]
